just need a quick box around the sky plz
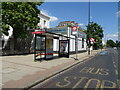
[37,2,119,42]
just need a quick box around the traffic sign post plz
[72,27,77,31]
[90,38,95,43]
[89,38,94,53]
[72,26,77,35]
[72,26,79,60]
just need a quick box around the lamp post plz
[88,0,91,55]
[75,26,78,60]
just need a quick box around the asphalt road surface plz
[30,48,119,89]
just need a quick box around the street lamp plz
[88,0,91,55]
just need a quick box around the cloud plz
[50,16,58,21]
[107,33,118,37]
[116,11,120,18]
[107,32,118,41]
[41,9,58,22]
[78,23,85,26]
[41,9,49,16]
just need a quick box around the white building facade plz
[37,12,50,29]
[48,26,87,52]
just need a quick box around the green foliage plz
[116,41,120,47]
[107,40,116,47]
[85,22,104,49]
[2,2,44,38]
[1,23,9,36]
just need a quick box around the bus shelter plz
[32,31,70,61]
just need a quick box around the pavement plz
[1,49,103,89]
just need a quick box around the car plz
[113,47,117,49]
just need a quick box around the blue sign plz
[100,43,103,46]
[47,28,67,34]
[51,29,66,33]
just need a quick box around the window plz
[82,38,84,48]
[44,20,46,25]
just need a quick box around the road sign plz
[72,27,77,31]
[90,38,95,42]
[100,43,103,46]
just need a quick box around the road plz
[30,48,119,89]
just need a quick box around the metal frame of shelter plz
[32,31,70,61]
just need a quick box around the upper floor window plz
[44,20,46,25]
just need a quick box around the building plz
[49,21,87,53]
[32,21,87,60]
[56,21,83,31]
[37,12,50,29]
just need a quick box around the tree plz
[107,40,116,47]
[84,22,104,49]
[1,2,44,38]
[116,40,120,47]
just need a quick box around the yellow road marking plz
[84,78,101,90]
[72,77,88,88]
[99,68,109,75]
[113,62,115,64]
[113,64,117,68]
[80,67,92,73]
[115,70,118,75]
[80,67,109,75]
[117,80,120,88]
[100,80,116,88]
[56,76,71,87]
[74,76,77,80]
[89,68,100,75]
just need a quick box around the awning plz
[32,31,45,34]
[32,31,70,39]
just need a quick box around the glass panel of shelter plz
[35,35,45,61]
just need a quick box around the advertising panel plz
[59,40,69,57]
[46,36,53,59]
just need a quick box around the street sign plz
[71,26,78,35]
[100,43,103,46]
[72,27,77,31]
[90,38,95,42]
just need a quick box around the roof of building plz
[56,21,84,32]
[38,12,50,19]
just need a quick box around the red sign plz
[90,38,95,42]
[32,31,45,34]
[72,27,77,31]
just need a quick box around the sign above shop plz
[47,27,67,35]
